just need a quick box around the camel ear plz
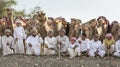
[71,18,76,20]
[91,18,96,22]
[76,19,82,23]
[39,11,46,15]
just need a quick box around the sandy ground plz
[0,54,120,67]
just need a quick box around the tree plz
[27,6,41,18]
[13,9,26,18]
[0,0,16,18]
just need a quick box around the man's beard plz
[32,34,36,37]
[6,35,10,37]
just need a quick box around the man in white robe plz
[44,30,57,55]
[88,34,106,57]
[68,37,81,59]
[77,33,90,55]
[14,19,26,54]
[2,29,14,56]
[56,29,69,53]
[26,29,43,56]
[113,35,120,57]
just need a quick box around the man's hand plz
[94,51,99,55]
[74,45,78,48]
[14,38,18,44]
[15,38,18,41]
[107,45,111,49]
[6,42,9,46]
[57,41,62,45]
[28,43,32,47]
[78,40,81,44]
[49,48,54,50]
[23,39,26,42]
[86,49,89,54]
[73,45,77,50]
[45,45,48,48]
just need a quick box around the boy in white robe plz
[14,19,26,54]
[56,29,69,53]
[44,30,57,55]
[68,37,81,59]
[77,33,90,55]
[26,29,43,56]
[2,29,14,56]
[88,34,106,57]
[113,35,120,57]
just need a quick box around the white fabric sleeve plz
[13,28,17,39]
[89,41,93,51]
[61,36,69,45]
[39,37,43,44]
[22,27,26,39]
[25,37,30,47]
[10,37,15,49]
[87,39,90,49]
[115,41,119,52]
[53,37,57,45]
[44,37,49,47]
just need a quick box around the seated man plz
[44,30,57,55]
[88,34,106,57]
[77,33,90,56]
[26,29,43,56]
[113,35,120,57]
[103,33,115,57]
[68,37,81,59]
[2,29,14,56]
[56,29,69,54]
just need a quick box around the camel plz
[69,18,76,38]
[82,22,91,39]
[69,18,82,38]
[25,11,67,38]
[14,16,26,28]
[0,18,6,35]
[0,16,14,35]
[96,16,110,41]
[54,17,67,36]
[81,18,97,40]
[25,11,47,38]
[111,21,120,41]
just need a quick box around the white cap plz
[47,30,54,34]
[15,19,22,23]
[4,29,11,33]
[59,29,66,33]
[31,29,38,33]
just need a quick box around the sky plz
[13,0,120,23]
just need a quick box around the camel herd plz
[0,11,120,42]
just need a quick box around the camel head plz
[70,18,76,25]
[88,18,97,28]
[74,19,82,30]
[55,17,66,31]
[0,18,6,26]
[36,11,47,23]
[47,17,54,25]
[111,21,118,28]
[97,16,109,27]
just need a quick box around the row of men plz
[1,28,120,58]
[0,21,120,59]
